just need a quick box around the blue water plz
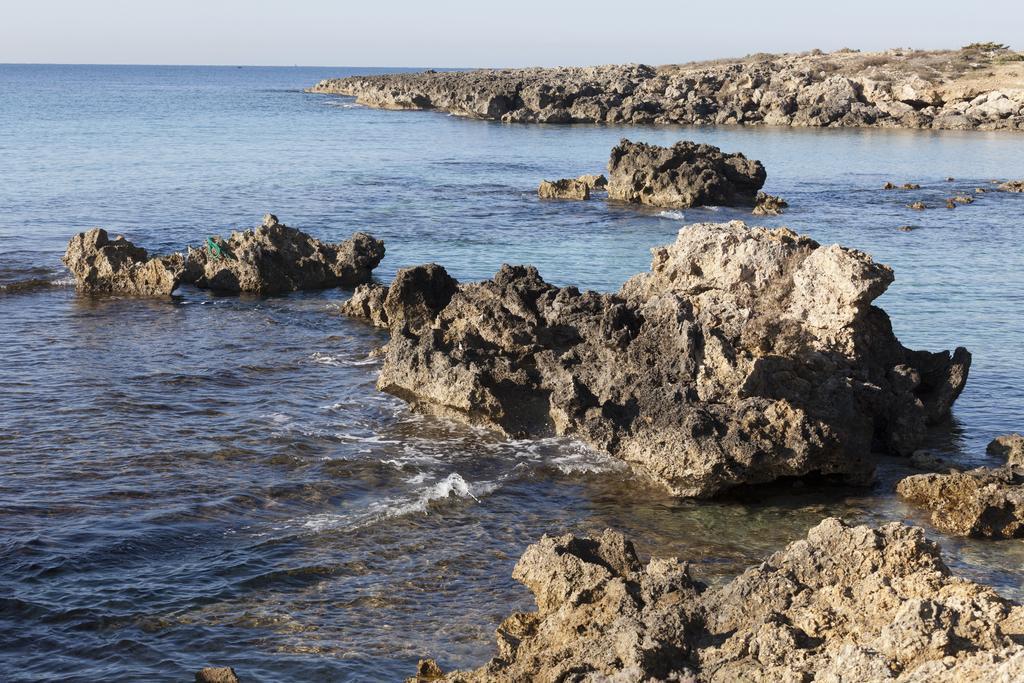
[1,64,1024,681]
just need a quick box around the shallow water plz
[1,64,1024,681]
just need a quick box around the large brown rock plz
[420,518,1024,681]
[63,215,384,297]
[62,228,198,296]
[897,466,1024,538]
[348,221,971,497]
[606,139,766,208]
[194,667,239,683]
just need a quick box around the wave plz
[300,472,497,533]
[657,210,686,220]
[308,351,380,367]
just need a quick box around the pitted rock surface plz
[416,518,1024,681]
[346,221,970,497]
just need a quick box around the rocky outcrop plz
[537,178,589,200]
[577,173,608,190]
[897,466,1024,538]
[989,433,1024,465]
[606,140,766,209]
[1000,180,1024,192]
[62,228,198,296]
[309,46,1024,131]
[63,215,384,297]
[752,191,788,215]
[185,214,384,295]
[415,518,1024,681]
[347,221,971,497]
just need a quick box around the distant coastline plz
[309,44,1024,131]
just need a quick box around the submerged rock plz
[897,466,1024,538]
[63,228,198,296]
[349,221,970,497]
[419,518,1024,681]
[909,201,927,210]
[607,139,766,209]
[752,191,788,215]
[537,178,590,200]
[63,215,384,297]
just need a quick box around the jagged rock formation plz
[606,139,766,208]
[63,228,198,296]
[537,178,590,200]
[898,466,1024,538]
[410,518,1024,682]
[63,215,384,297]
[310,46,1024,131]
[1001,180,1024,192]
[753,191,789,215]
[185,214,385,295]
[344,221,970,497]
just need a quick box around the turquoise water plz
[1,64,1024,681]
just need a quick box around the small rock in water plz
[988,433,1024,466]
[999,179,1024,192]
[897,225,917,232]
[606,139,765,209]
[952,194,975,204]
[946,176,956,181]
[537,178,590,200]
[883,181,896,189]
[576,173,608,190]
[751,191,788,215]
[908,201,927,209]
[898,466,1024,537]
[195,667,239,683]
[945,198,957,209]
[901,182,921,189]
[406,659,444,682]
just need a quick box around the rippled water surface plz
[1,64,1024,681]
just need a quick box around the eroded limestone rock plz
[187,214,384,295]
[577,173,608,190]
[607,139,766,208]
[897,466,1024,538]
[752,191,789,215]
[63,215,384,297]
[989,433,1024,466]
[63,228,198,296]
[310,47,1024,131]
[349,221,970,497]
[194,667,240,683]
[537,178,590,200]
[419,518,1024,681]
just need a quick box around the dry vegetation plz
[657,44,1024,86]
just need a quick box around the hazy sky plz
[2,0,1022,67]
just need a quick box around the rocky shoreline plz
[309,45,1024,131]
[408,518,1024,681]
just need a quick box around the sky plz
[1,0,1022,68]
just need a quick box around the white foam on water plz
[657,210,686,220]
[299,472,498,533]
[309,351,379,367]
